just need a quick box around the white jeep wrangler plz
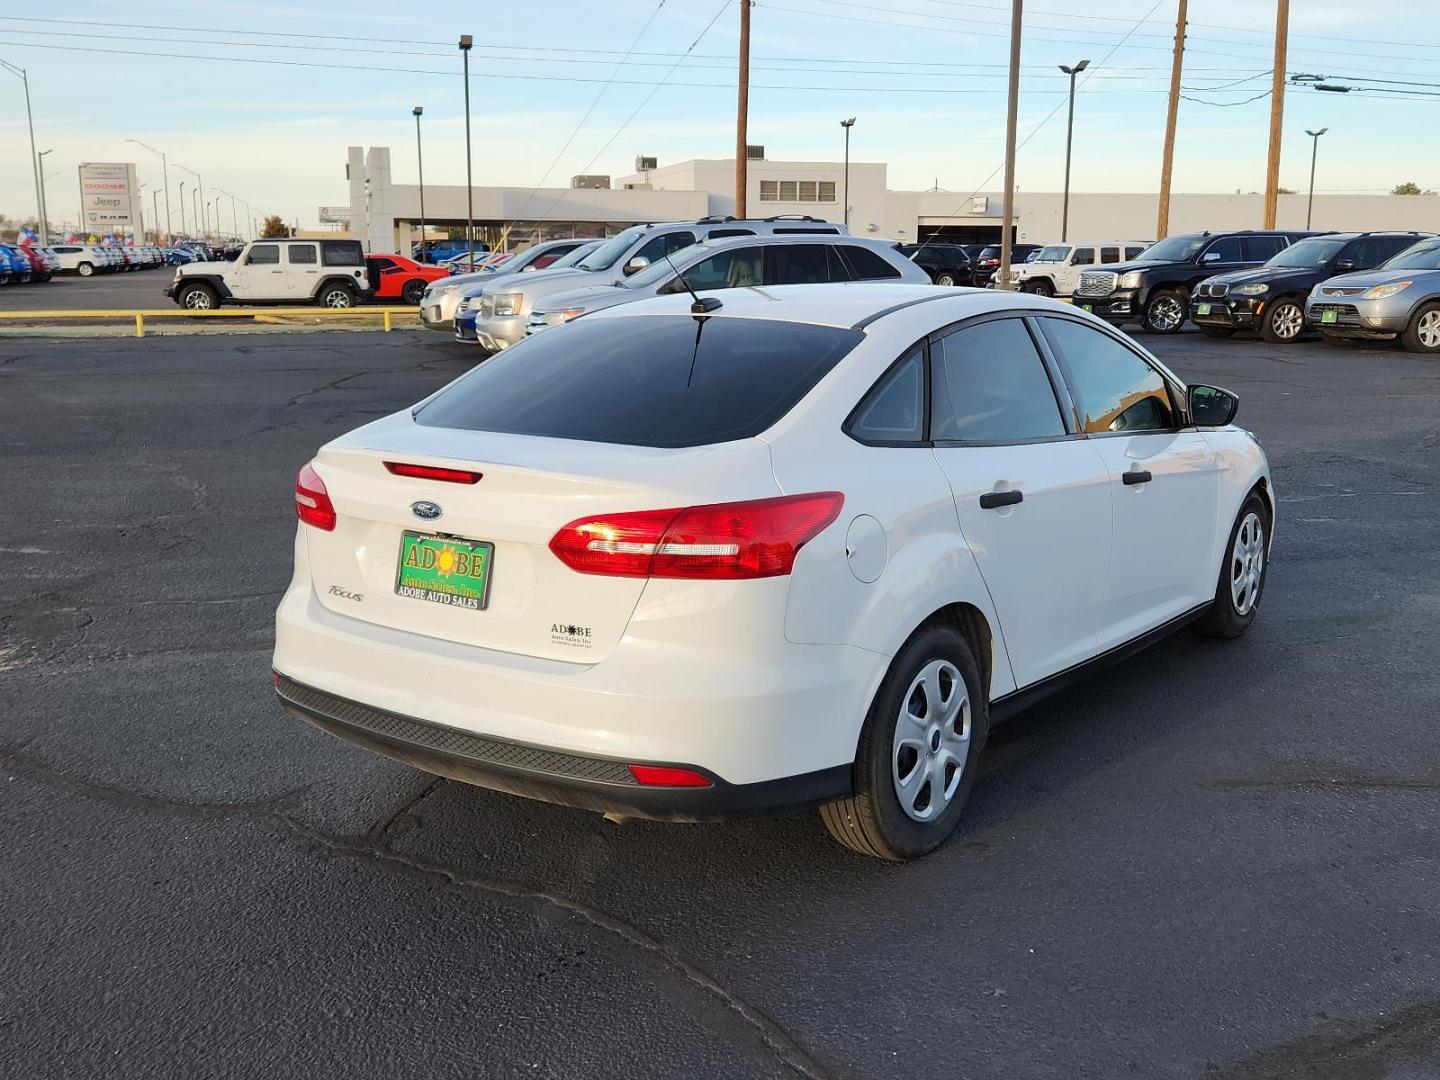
[165,238,373,309]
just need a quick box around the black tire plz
[177,282,219,311]
[1199,325,1235,338]
[1260,297,1306,344]
[77,262,94,277]
[1193,491,1270,639]
[1401,300,1440,354]
[934,270,958,287]
[401,278,426,305]
[316,282,356,309]
[820,624,988,861]
[1021,279,1055,297]
[1142,289,1188,334]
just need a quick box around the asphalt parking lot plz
[0,270,174,311]
[2,328,1437,1079]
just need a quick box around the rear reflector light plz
[295,461,336,531]
[384,461,483,484]
[628,764,713,788]
[549,492,843,580]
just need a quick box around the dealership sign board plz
[80,162,142,231]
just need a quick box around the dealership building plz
[336,144,1440,254]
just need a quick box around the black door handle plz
[1122,469,1153,486]
[979,489,1024,510]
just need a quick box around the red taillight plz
[295,461,336,531]
[549,492,843,580]
[384,461,483,484]
[628,764,713,788]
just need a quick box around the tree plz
[1391,181,1435,196]
[259,214,290,238]
[1277,186,1297,195]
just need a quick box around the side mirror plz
[1189,384,1239,427]
[1333,258,1356,271]
[1201,251,1222,263]
[623,255,651,276]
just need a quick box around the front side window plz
[1072,247,1095,266]
[766,244,833,285]
[289,245,318,265]
[632,230,696,266]
[1203,236,1246,263]
[414,317,863,448]
[848,348,925,443]
[1039,318,1175,434]
[930,319,1066,443]
[247,244,279,265]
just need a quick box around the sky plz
[2,0,1438,233]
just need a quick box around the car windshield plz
[1380,241,1440,270]
[1133,236,1205,262]
[414,315,864,448]
[1034,245,1072,263]
[1267,237,1348,268]
[576,228,644,271]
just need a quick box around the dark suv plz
[1190,232,1431,343]
[971,243,1042,285]
[899,243,975,287]
[1073,229,1323,333]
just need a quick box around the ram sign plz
[79,162,142,232]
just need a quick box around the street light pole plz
[1305,127,1328,230]
[178,181,187,235]
[839,117,855,229]
[153,189,161,242]
[37,147,54,244]
[126,138,171,241]
[1,61,46,244]
[1058,59,1090,243]
[459,36,475,262]
[175,164,206,239]
[413,105,427,261]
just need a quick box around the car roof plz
[586,281,1033,330]
[669,233,894,257]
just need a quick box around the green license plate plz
[395,532,494,611]
[1080,304,1092,312]
[1194,303,1211,316]
[1321,309,1338,324]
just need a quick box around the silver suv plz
[466,216,846,351]
[1305,236,1440,353]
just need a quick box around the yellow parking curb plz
[0,307,420,338]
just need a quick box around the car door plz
[232,243,280,299]
[286,242,320,298]
[928,315,1113,688]
[1035,315,1221,650]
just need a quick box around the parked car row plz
[0,243,57,284]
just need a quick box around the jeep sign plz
[79,162,142,232]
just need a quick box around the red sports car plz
[365,254,452,305]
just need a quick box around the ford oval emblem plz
[411,500,443,521]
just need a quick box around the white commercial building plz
[340,145,1440,254]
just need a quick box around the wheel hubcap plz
[326,292,349,308]
[1418,311,1440,348]
[892,659,970,823]
[185,293,210,309]
[1229,512,1265,615]
[1150,297,1183,330]
[1273,303,1303,339]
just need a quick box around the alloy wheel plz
[1271,302,1304,340]
[183,290,212,310]
[891,659,971,822]
[324,290,353,309]
[1230,512,1265,615]
[1417,310,1440,349]
[1148,295,1184,331]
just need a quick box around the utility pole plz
[1157,0,1188,239]
[998,0,1023,290]
[1059,60,1089,243]
[1305,127,1328,229]
[459,36,475,262]
[1263,0,1290,229]
[736,0,751,219]
[840,117,855,228]
[413,106,427,261]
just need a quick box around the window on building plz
[759,181,779,202]
[798,180,818,202]
[818,181,837,203]
[757,179,839,204]
[779,181,799,201]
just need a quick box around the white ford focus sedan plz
[274,284,1272,860]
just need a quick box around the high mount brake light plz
[384,461,483,484]
[295,462,336,531]
[549,492,844,580]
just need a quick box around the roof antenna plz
[662,250,722,319]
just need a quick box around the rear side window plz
[766,244,834,285]
[1039,318,1174,434]
[847,348,925,444]
[842,246,902,280]
[1243,235,1287,261]
[289,245,317,264]
[930,319,1066,443]
[414,316,864,448]
[322,242,362,267]
[1125,245,1148,259]
[1100,247,1120,263]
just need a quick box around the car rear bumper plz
[273,580,880,819]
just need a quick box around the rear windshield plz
[414,315,863,448]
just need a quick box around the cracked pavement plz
[2,330,1438,1079]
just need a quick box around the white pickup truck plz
[164,238,373,309]
[1003,241,1152,297]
